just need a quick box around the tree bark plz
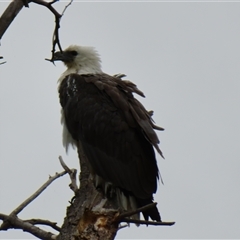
[0,0,25,40]
[57,142,120,240]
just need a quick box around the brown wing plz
[59,73,163,199]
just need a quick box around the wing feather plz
[59,73,163,199]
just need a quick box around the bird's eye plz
[70,51,78,56]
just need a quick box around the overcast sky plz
[0,1,240,239]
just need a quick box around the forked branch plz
[11,170,68,216]
[0,162,75,238]
[0,213,57,240]
[59,155,78,193]
[0,0,73,61]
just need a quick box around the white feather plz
[61,109,76,151]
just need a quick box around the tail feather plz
[136,198,161,222]
[93,174,161,222]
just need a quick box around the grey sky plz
[0,1,240,239]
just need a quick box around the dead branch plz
[32,0,61,17]
[0,0,25,40]
[24,218,61,232]
[30,0,63,57]
[0,0,73,62]
[0,213,57,239]
[50,0,73,58]
[113,202,175,227]
[39,0,73,62]
[61,0,73,16]
[59,155,78,193]
[0,164,77,238]
[118,223,129,230]
[0,170,68,231]
[11,170,68,216]
[122,218,175,226]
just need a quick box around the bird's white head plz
[54,45,102,78]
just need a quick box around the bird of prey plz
[54,45,164,221]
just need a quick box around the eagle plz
[54,45,164,222]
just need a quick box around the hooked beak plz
[53,51,74,63]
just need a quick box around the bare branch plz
[61,0,73,16]
[118,223,129,230]
[0,0,25,40]
[0,0,74,62]
[31,0,63,55]
[0,213,57,239]
[31,0,61,18]
[0,169,68,234]
[122,218,175,226]
[45,0,74,61]
[11,170,68,216]
[59,156,78,193]
[24,218,61,232]
[0,56,6,64]
[114,202,174,227]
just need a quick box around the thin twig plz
[61,0,73,16]
[11,170,68,216]
[122,218,175,226]
[59,156,78,193]
[118,223,129,230]
[31,0,62,55]
[0,170,67,231]
[46,0,74,62]
[24,218,61,232]
[0,0,73,62]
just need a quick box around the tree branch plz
[122,218,175,226]
[0,157,80,238]
[0,213,57,239]
[114,202,175,227]
[11,170,68,216]
[24,218,61,232]
[0,0,25,40]
[0,170,68,231]
[59,155,78,193]
[0,0,74,62]
[31,0,61,18]
[31,0,63,56]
